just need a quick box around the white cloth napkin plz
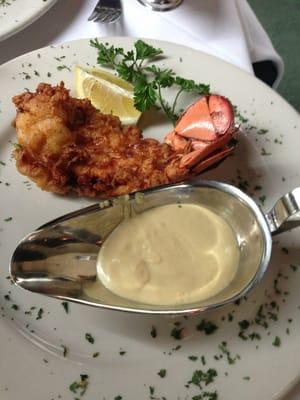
[235,0,284,88]
[0,0,284,88]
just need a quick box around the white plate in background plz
[0,0,57,41]
[0,37,299,400]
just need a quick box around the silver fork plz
[88,0,122,23]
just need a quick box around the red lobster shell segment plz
[164,95,237,173]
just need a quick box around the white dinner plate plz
[0,0,57,42]
[0,37,299,400]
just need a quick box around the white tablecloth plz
[0,0,283,87]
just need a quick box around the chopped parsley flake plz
[4,217,12,222]
[272,336,281,347]
[158,369,167,378]
[36,308,44,320]
[218,342,238,365]
[188,368,217,390]
[196,319,218,335]
[227,312,234,322]
[149,386,155,396]
[192,393,218,400]
[274,138,283,144]
[69,374,89,397]
[259,195,266,205]
[248,332,261,341]
[150,325,157,338]
[261,147,272,156]
[273,279,282,295]
[238,320,250,330]
[57,65,71,71]
[170,326,184,340]
[234,106,248,123]
[85,333,95,344]
[54,56,66,61]
[254,185,262,191]
[92,352,100,358]
[61,301,69,314]
[257,129,268,135]
[188,356,198,361]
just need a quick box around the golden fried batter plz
[13,83,185,197]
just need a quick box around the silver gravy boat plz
[10,180,300,315]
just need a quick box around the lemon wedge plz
[75,66,141,125]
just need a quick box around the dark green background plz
[249,0,300,111]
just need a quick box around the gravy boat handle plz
[265,187,300,235]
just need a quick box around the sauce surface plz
[94,203,240,306]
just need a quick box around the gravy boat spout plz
[9,181,300,315]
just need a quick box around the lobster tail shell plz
[164,94,237,175]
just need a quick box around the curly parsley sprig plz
[90,39,210,124]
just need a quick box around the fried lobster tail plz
[12,83,238,198]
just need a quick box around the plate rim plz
[0,35,298,117]
[0,0,58,42]
[0,35,300,400]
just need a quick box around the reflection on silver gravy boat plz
[10,180,300,315]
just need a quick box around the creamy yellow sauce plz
[91,203,240,306]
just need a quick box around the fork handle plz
[95,0,121,8]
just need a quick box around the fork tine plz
[88,0,122,23]
[94,9,119,23]
[103,10,120,23]
[107,10,121,23]
[93,10,110,22]
[88,1,102,21]
[88,11,99,21]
